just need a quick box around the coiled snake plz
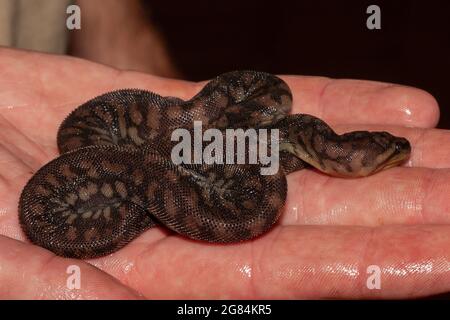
[18,71,411,259]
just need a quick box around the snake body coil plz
[18,71,411,259]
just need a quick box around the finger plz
[0,47,193,108]
[0,48,439,138]
[283,75,440,128]
[193,75,439,128]
[282,167,450,226]
[255,225,450,299]
[0,235,142,299]
[332,124,450,169]
[0,48,193,145]
[6,167,448,257]
[91,225,450,299]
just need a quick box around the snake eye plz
[394,138,411,154]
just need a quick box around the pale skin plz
[0,47,449,299]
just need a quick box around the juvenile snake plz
[18,71,411,259]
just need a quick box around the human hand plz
[0,47,448,299]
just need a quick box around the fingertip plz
[280,76,441,128]
[0,235,142,299]
[377,85,440,128]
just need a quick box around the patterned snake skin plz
[18,71,411,259]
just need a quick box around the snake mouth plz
[376,154,408,172]
[375,139,411,173]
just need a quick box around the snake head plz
[326,131,412,177]
[369,133,411,175]
[280,114,412,178]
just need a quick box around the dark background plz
[146,0,450,129]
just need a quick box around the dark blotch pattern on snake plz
[18,71,411,259]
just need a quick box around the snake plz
[18,71,411,259]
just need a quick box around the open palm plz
[0,47,449,299]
